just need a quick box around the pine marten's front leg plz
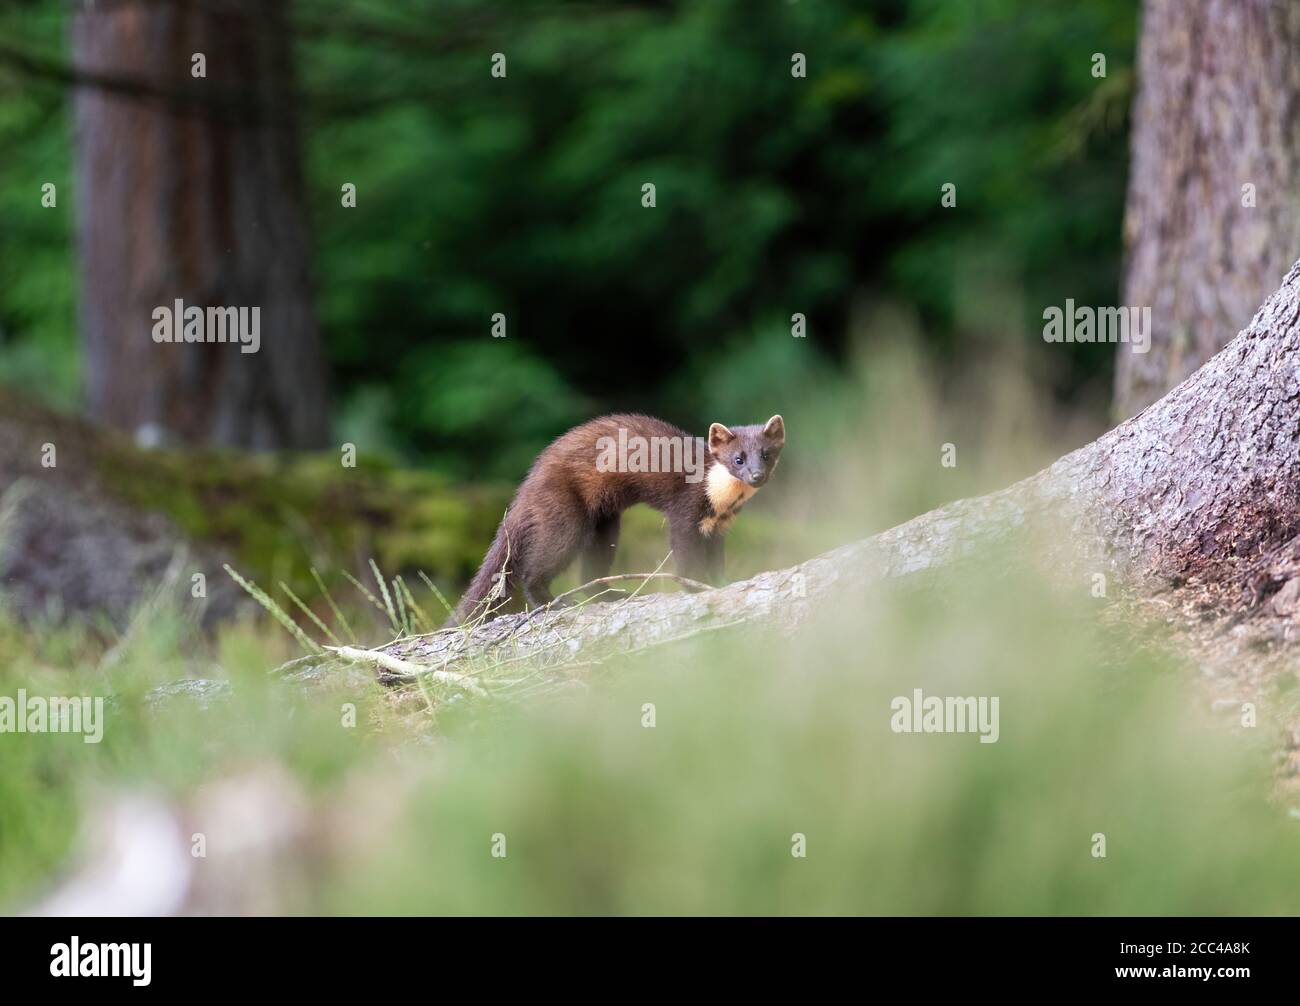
[669,515,720,585]
[702,533,725,584]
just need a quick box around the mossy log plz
[0,392,505,628]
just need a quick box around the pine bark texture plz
[1114,0,1300,419]
[71,0,329,448]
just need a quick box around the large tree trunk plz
[331,257,1300,683]
[1113,0,1300,420]
[71,0,329,448]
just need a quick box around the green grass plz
[321,562,1299,915]
[3,546,1296,914]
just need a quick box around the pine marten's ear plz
[708,422,736,451]
[763,414,785,444]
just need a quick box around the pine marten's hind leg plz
[580,513,621,597]
[521,577,557,609]
[518,494,588,610]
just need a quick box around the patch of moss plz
[87,429,510,604]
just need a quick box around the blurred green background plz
[0,0,1136,478]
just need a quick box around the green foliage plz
[301,0,1136,468]
[0,0,1142,477]
[868,0,1136,396]
[0,4,79,406]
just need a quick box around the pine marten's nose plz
[747,472,766,487]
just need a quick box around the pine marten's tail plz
[446,522,515,626]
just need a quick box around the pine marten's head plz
[708,415,785,488]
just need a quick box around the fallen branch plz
[549,570,713,602]
[324,645,488,695]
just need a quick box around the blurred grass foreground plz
[1,355,1296,916]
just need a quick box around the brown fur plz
[449,413,785,624]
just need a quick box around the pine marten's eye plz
[760,449,770,462]
[734,452,745,466]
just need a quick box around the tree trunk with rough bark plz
[329,256,1300,682]
[71,0,329,448]
[1113,0,1300,420]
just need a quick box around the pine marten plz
[449,413,785,624]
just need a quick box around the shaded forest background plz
[0,0,1136,481]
